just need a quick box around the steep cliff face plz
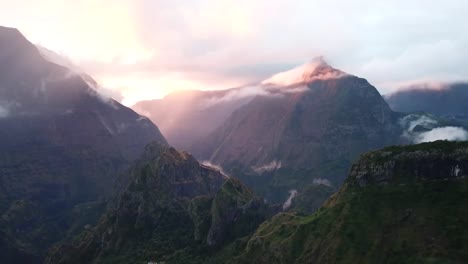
[232,141,468,264]
[46,143,269,264]
[349,141,468,186]
[0,25,167,262]
[193,64,401,202]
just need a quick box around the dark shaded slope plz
[46,142,269,264]
[0,26,167,262]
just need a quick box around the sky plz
[0,0,467,105]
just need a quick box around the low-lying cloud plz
[39,45,124,104]
[201,161,229,177]
[414,127,468,143]
[400,114,468,143]
[0,101,21,118]
[200,83,310,110]
[0,104,9,118]
[200,85,272,109]
[252,160,282,174]
[400,115,437,134]
[312,178,333,187]
[282,189,298,210]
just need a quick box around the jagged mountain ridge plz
[0,25,167,263]
[46,142,270,264]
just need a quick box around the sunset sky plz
[1,0,467,105]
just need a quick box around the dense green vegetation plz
[46,144,269,264]
[232,178,468,264]
[377,140,468,157]
[224,141,468,264]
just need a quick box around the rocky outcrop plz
[349,141,468,187]
[232,140,468,264]
[46,143,269,264]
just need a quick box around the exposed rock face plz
[349,141,468,186]
[192,64,401,202]
[46,143,269,264]
[0,26,167,262]
[232,140,468,264]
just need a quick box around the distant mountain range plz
[0,26,167,262]
[385,82,468,125]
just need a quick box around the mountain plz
[130,58,351,152]
[230,140,468,264]
[132,88,256,150]
[192,58,402,202]
[0,26,167,262]
[385,83,468,125]
[46,142,270,264]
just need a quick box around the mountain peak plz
[0,25,22,37]
[0,25,38,53]
[261,57,346,86]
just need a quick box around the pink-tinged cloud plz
[1,0,468,104]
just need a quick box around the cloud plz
[261,59,347,86]
[0,101,21,118]
[200,85,284,110]
[414,127,468,143]
[201,161,229,177]
[252,160,282,174]
[38,45,124,103]
[282,189,298,210]
[399,114,468,144]
[0,104,9,118]
[312,178,333,187]
[400,114,438,133]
